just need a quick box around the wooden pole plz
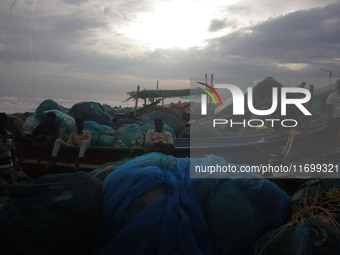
[155,80,158,103]
[302,84,314,156]
[134,85,140,118]
[210,74,214,113]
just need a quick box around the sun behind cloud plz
[119,0,232,50]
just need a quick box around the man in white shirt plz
[48,118,92,170]
[326,79,340,152]
[144,118,175,154]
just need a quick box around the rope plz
[287,189,340,232]
[127,146,138,157]
[270,129,300,164]
[281,129,300,161]
[259,188,340,254]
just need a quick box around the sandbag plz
[0,172,103,255]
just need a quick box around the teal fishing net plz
[190,155,290,255]
[142,111,185,136]
[89,158,132,181]
[0,172,103,255]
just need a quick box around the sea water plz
[0,95,127,114]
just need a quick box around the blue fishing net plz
[92,153,290,255]
[92,153,217,255]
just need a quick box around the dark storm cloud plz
[209,19,227,32]
[0,5,108,63]
[208,3,340,62]
[63,0,88,5]
[129,2,340,81]
[1,0,340,100]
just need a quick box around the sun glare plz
[120,0,220,50]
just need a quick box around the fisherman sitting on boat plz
[48,117,92,170]
[326,79,340,153]
[19,111,58,165]
[144,117,175,155]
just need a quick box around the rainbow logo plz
[197,82,223,106]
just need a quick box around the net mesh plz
[0,172,103,255]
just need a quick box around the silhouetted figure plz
[0,113,31,196]
[297,81,306,88]
[326,79,340,153]
[20,111,58,165]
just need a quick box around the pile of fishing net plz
[0,172,103,255]
[22,103,178,148]
[89,158,132,181]
[22,110,76,141]
[69,102,114,127]
[84,121,116,146]
[35,99,69,115]
[251,178,340,254]
[92,153,290,255]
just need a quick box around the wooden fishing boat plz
[16,116,336,178]
[16,141,190,178]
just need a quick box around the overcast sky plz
[1,0,339,105]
